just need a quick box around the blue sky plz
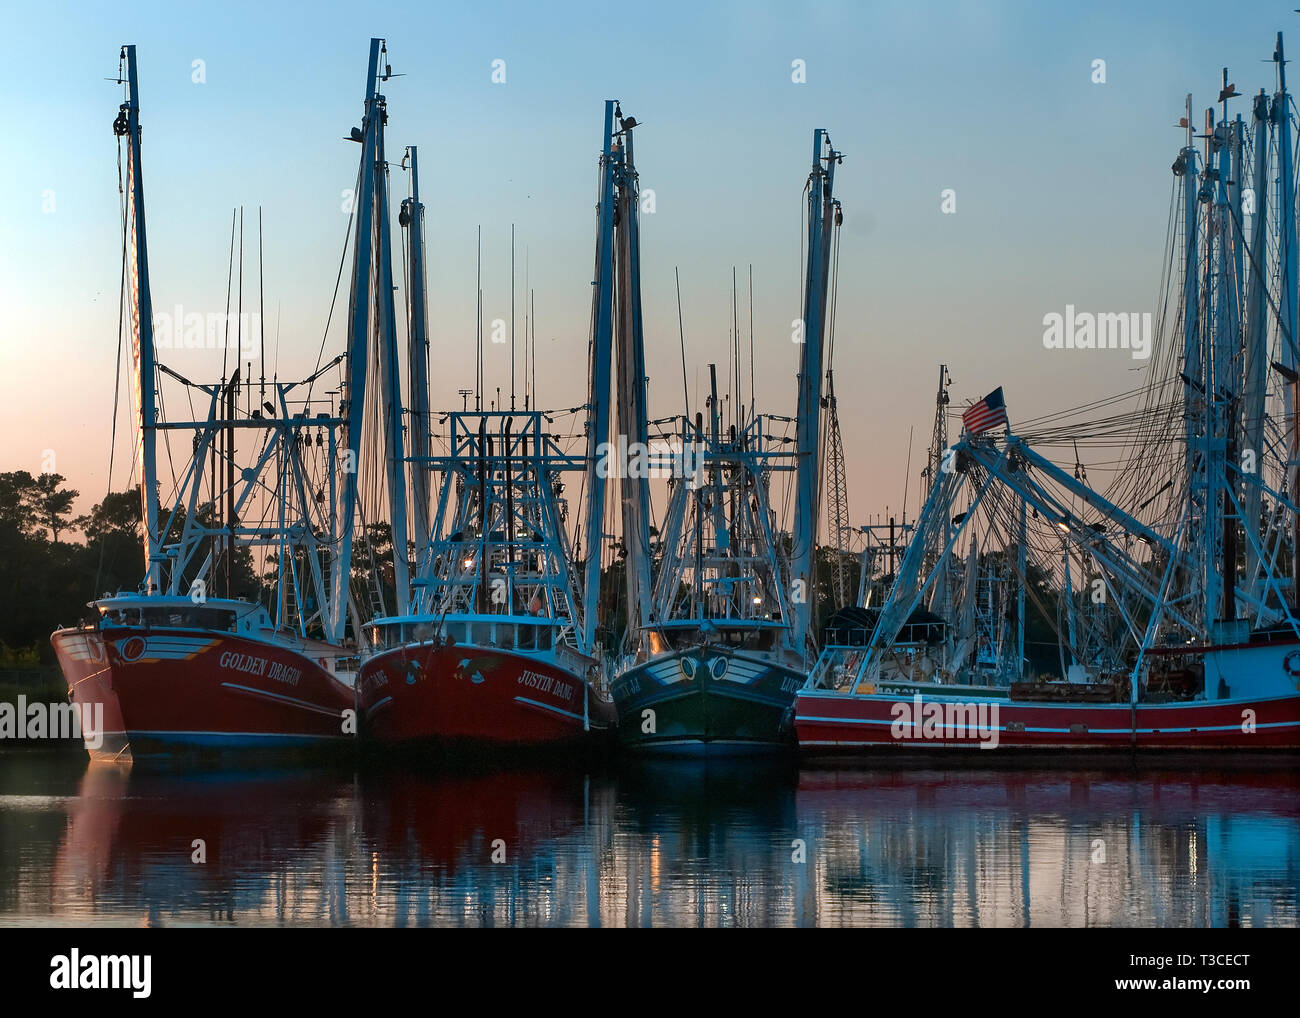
[0,0,1293,526]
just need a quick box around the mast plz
[1242,89,1271,602]
[1016,499,1026,678]
[115,45,162,593]
[1211,76,1241,625]
[580,100,619,651]
[1275,33,1300,599]
[1201,104,1223,631]
[1174,93,1204,632]
[374,64,410,617]
[403,147,433,589]
[790,129,841,655]
[611,108,654,642]
[328,37,383,643]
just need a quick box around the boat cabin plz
[95,594,272,637]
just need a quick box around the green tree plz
[31,473,79,543]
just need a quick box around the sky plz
[0,0,1294,534]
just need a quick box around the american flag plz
[962,387,1008,437]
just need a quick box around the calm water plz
[0,751,1296,927]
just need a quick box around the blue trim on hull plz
[630,738,791,758]
[88,730,353,761]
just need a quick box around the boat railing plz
[805,646,841,689]
[367,614,569,656]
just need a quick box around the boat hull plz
[611,647,804,754]
[795,688,1300,756]
[356,642,606,753]
[50,625,355,761]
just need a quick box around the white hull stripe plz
[797,691,1300,709]
[798,715,1300,735]
[219,682,345,719]
[798,739,1297,749]
[364,696,393,717]
[514,696,585,723]
[103,731,349,742]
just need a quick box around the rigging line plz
[1226,172,1300,369]
[799,177,809,341]
[221,209,235,384]
[675,267,689,421]
[1099,175,1184,495]
[97,130,131,594]
[1012,384,1158,428]
[303,158,363,412]
[827,203,840,368]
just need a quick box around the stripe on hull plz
[795,689,1300,752]
[51,626,355,760]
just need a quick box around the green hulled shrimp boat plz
[606,130,845,753]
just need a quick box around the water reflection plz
[0,753,1294,927]
[794,769,1299,927]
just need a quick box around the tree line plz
[0,472,142,665]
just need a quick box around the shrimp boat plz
[51,40,396,760]
[608,129,844,753]
[796,35,1300,757]
[355,409,613,752]
[354,107,620,754]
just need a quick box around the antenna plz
[258,207,266,401]
[222,209,235,385]
[510,223,516,411]
[748,264,755,417]
[237,206,243,383]
[524,245,529,410]
[675,267,689,421]
[902,425,914,524]
[732,266,740,433]
[476,225,482,411]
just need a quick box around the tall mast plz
[328,37,383,642]
[1174,93,1203,629]
[611,109,653,641]
[403,147,432,589]
[1243,89,1272,601]
[1275,33,1300,598]
[580,100,619,651]
[1201,104,1223,630]
[790,129,841,655]
[373,55,410,617]
[923,365,952,629]
[116,45,162,593]
[1211,74,1241,624]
